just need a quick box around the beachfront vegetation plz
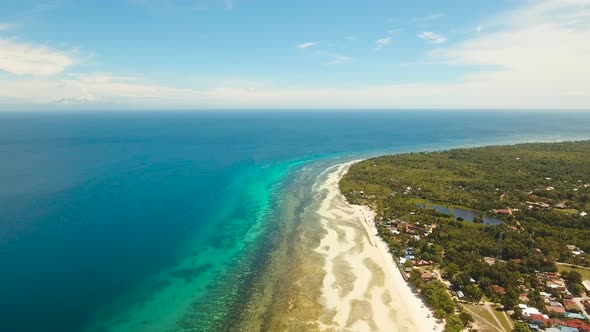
[340,140,590,331]
[408,270,473,331]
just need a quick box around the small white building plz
[539,291,551,298]
[522,306,543,317]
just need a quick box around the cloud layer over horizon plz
[0,0,589,110]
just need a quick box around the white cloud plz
[0,38,75,76]
[564,90,587,96]
[295,43,351,66]
[475,25,482,33]
[326,55,353,65]
[498,0,590,27]
[413,13,446,22]
[296,41,318,49]
[0,68,586,110]
[374,37,392,51]
[0,74,435,109]
[418,31,447,44]
[0,23,12,31]
[424,0,590,108]
[0,74,196,108]
[132,0,215,11]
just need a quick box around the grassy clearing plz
[554,208,579,214]
[557,263,590,280]
[463,304,504,332]
[492,306,513,331]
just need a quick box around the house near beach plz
[415,260,433,266]
[526,201,551,209]
[562,319,590,331]
[528,313,546,324]
[420,270,435,282]
[491,284,506,294]
[565,312,587,320]
[564,300,581,312]
[484,257,497,265]
[546,305,567,315]
[493,208,512,215]
[555,326,577,332]
[555,202,568,209]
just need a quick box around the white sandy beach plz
[314,161,443,332]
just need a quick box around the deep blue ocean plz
[0,111,589,331]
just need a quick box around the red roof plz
[491,285,506,294]
[529,314,545,321]
[564,299,580,311]
[416,260,433,266]
[420,270,435,280]
[545,305,566,313]
[565,319,590,331]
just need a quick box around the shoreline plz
[314,161,443,331]
[357,203,444,332]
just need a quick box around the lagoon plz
[419,205,504,226]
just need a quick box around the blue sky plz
[0,0,589,110]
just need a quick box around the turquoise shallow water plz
[85,161,295,331]
[0,111,589,331]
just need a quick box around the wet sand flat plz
[314,162,442,332]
